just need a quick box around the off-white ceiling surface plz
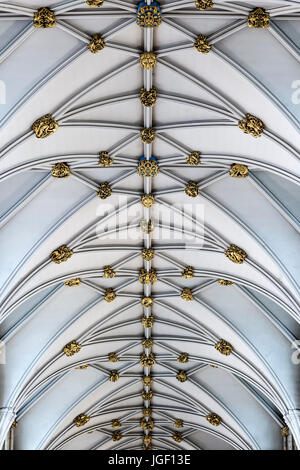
[0,0,299,450]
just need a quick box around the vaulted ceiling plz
[0,0,299,451]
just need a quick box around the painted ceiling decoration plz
[0,0,299,451]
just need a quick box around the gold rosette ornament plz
[32,114,58,138]
[195,0,214,10]
[194,34,211,54]
[143,407,152,416]
[50,245,73,264]
[140,417,154,431]
[142,376,153,387]
[181,288,194,301]
[206,413,222,426]
[140,87,157,107]
[225,244,247,264]
[142,248,155,261]
[142,297,153,308]
[51,162,70,178]
[214,339,233,356]
[88,34,105,53]
[33,8,56,28]
[139,268,157,285]
[98,151,113,167]
[248,8,270,28]
[73,414,90,427]
[142,314,154,328]
[140,352,156,368]
[142,389,153,401]
[185,181,199,198]
[136,2,162,28]
[182,266,194,279]
[186,151,201,166]
[65,278,81,287]
[218,279,234,286]
[112,419,121,429]
[104,288,116,303]
[97,182,112,199]
[103,266,116,278]
[173,431,183,442]
[109,370,120,382]
[141,128,155,143]
[174,419,184,428]
[141,194,155,208]
[63,340,82,356]
[86,0,104,7]
[112,430,122,441]
[108,352,119,363]
[176,370,188,382]
[177,352,189,363]
[140,52,157,70]
[238,113,264,137]
[230,163,249,178]
[142,337,153,349]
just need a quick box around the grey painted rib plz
[0,21,34,65]
[212,46,300,131]
[0,173,51,229]
[157,57,243,117]
[248,173,300,231]
[269,22,300,62]
[53,58,139,118]
[0,46,87,129]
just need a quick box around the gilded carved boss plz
[88,34,105,53]
[214,339,233,356]
[32,114,58,138]
[181,288,194,301]
[86,0,104,7]
[230,163,249,178]
[139,268,157,285]
[185,181,199,198]
[51,162,70,178]
[63,340,82,356]
[194,35,211,54]
[65,278,81,287]
[248,8,270,28]
[99,151,113,167]
[137,157,159,177]
[73,414,90,427]
[50,245,73,264]
[182,266,194,279]
[142,248,155,261]
[140,52,157,70]
[141,128,155,143]
[136,1,162,28]
[238,114,264,137]
[141,194,155,208]
[33,8,56,28]
[103,265,116,278]
[206,413,222,426]
[142,314,154,328]
[195,0,214,10]
[225,244,247,264]
[186,151,201,166]
[142,376,153,386]
[97,182,112,199]
[140,87,157,107]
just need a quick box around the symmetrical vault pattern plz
[0,0,299,451]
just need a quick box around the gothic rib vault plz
[0,0,299,451]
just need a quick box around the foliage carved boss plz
[136,1,162,28]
